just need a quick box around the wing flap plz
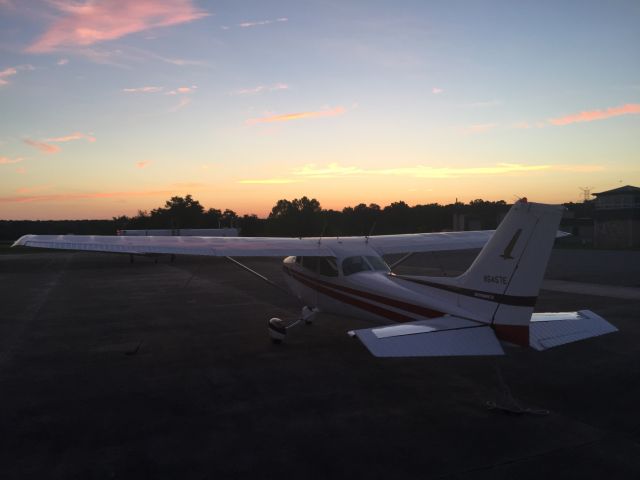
[529,310,617,351]
[350,316,505,357]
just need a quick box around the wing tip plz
[12,234,32,247]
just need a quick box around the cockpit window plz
[342,256,372,276]
[299,256,338,277]
[301,256,318,271]
[365,255,390,272]
[318,257,338,277]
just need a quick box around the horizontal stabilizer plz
[529,310,617,351]
[349,316,505,357]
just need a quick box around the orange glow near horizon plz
[0,169,621,220]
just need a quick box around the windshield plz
[341,256,372,276]
[365,256,390,272]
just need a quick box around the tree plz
[203,208,222,227]
[150,194,204,228]
[221,209,238,228]
[341,203,380,235]
[267,197,322,236]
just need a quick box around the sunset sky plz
[1,0,639,219]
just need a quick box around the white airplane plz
[13,199,616,357]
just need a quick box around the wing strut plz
[224,256,291,295]
[388,252,413,269]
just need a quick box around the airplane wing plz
[339,230,495,255]
[351,229,570,255]
[12,230,568,257]
[12,234,335,257]
[349,316,505,357]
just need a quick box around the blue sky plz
[1,0,638,219]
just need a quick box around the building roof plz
[592,185,640,197]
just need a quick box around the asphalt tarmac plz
[0,249,639,479]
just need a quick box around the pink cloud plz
[0,189,172,203]
[432,87,444,94]
[24,132,95,153]
[246,106,346,125]
[26,0,209,53]
[0,64,33,86]
[15,166,27,174]
[57,58,69,65]
[166,85,196,95]
[0,67,17,85]
[135,160,152,168]
[0,156,23,164]
[233,83,289,95]
[123,86,164,93]
[549,103,640,126]
[24,139,61,154]
[47,132,96,143]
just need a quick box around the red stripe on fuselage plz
[284,266,444,322]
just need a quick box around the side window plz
[302,256,318,271]
[342,256,371,276]
[300,256,338,276]
[318,257,338,277]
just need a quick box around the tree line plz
[1,194,512,240]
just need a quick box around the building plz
[592,185,640,249]
[559,208,594,247]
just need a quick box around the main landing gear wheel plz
[268,318,287,344]
[268,307,319,344]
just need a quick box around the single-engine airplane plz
[13,199,617,357]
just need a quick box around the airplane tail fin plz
[455,199,563,344]
[398,199,564,346]
[356,199,619,357]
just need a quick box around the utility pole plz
[578,186,593,203]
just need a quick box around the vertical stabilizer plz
[398,200,564,345]
[453,200,564,344]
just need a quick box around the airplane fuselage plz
[281,251,472,326]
